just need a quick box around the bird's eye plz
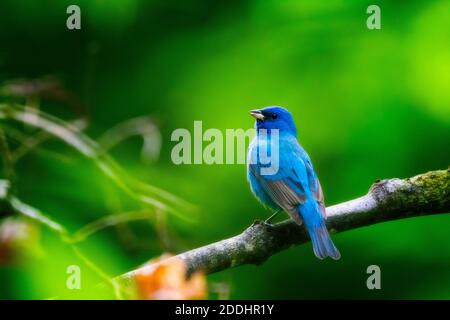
[271,113,278,119]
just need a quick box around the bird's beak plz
[249,109,265,120]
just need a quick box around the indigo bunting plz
[247,106,340,260]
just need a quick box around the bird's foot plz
[262,220,274,230]
[252,219,273,228]
[251,219,274,232]
[252,219,263,226]
[264,217,275,225]
[264,210,280,224]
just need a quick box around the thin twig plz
[0,104,195,221]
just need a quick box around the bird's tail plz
[298,201,341,260]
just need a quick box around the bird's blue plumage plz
[247,106,340,260]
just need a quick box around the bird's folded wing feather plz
[302,154,326,218]
[249,139,309,223]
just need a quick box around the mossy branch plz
[119,169,449,285]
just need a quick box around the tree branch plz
[119,169,449,287]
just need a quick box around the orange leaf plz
[135,254,207,300]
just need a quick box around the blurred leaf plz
[135,254,207,300]
[0,217,41,264]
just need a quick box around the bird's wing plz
[249,137,308,224]
[301,153,326,219]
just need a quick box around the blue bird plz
[247,106,340,260]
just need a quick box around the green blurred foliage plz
[0,0,449,299]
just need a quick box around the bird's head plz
[249,106,297,135]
